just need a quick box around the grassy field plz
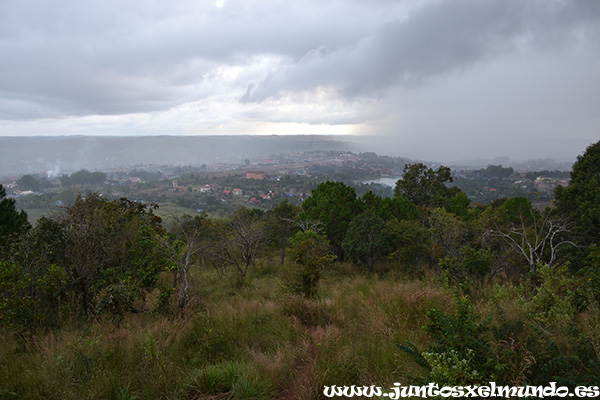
[2,255,599,399]
[0,261,452,400]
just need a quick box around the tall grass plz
[0,260,504,399]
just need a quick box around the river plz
[362,176,401,187]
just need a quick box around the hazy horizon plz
[0,135,580,179]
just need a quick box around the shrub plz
[283,231,336,297]
[0,262,67,329]
[423,296,493,383]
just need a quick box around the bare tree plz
[290,218,324,234]
[158,214,210,311]
[483,198,577,273]
[227,209,266,285]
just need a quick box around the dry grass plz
[11,259,596,399]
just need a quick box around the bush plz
[94,281,138,319]
[0,262,38,328]
[439,245,493,296]
[423,296,493,384]
[283,231,336,297]
[187,361,274,399]
[0,262,67,329]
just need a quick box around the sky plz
[1,0,599,163]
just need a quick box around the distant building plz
[534,176,559,192]
[172,180,186,191]
[200,185,212,193]
[233,188,243,196]
[246,171,265,180]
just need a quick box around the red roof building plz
[246,171,265,180]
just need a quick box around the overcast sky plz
[1,0,599,162]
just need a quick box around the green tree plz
[301,181,363,255]
[59,174,72,188]
[285,230,336,297]
[439,245,493,296]
[342,211,390,272]
[61,169,107,187]
[266,200,301,264]
[31,194,167,316]
[386,218,431,272]
[422,297,492,385]
[16,174,49,192]
[394,163,460,208]
[447,191,471,218]
[10,216,67,278]
[361,191,418,222]
[0,185,30,257]
[555,140,600,246]
[428,207,467,261]
[483,164,514,178]
[0,261,66,329]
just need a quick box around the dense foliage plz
[0,184,30,255]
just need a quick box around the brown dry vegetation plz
[0,262,455,399]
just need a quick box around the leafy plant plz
[284,230,336,297]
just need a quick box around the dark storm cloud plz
[241,0,600,103]
[0,0,385,119]
[1,0,600,164]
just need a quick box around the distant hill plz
[0,135,573,179]
[0,135,358,177]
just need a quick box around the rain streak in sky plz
[1,0,599,162]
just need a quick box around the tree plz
[0,261,65,328]
[342,211,390,272]
[60,169,107,187]
[0,185,30,257]
[266,200,301,264]
[555,140,600,246]
[159,214,211,312]
[439,245,493,297]
[361,191,418,222]
[482,197,575,273]
[202,207,267,286]
[285,230,336,297]
[394,163,460,208]
[301,181,363,255]
[16,174,49,192]
[229,208,267,285]
[447,192,471,218]
[386,218,431,272]
[51,194,165,315]
[483,164,514,178]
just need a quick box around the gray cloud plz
[4,0,599,118]
[0,0,391,119]
[241,0,600,103]
[1,0,599,164]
